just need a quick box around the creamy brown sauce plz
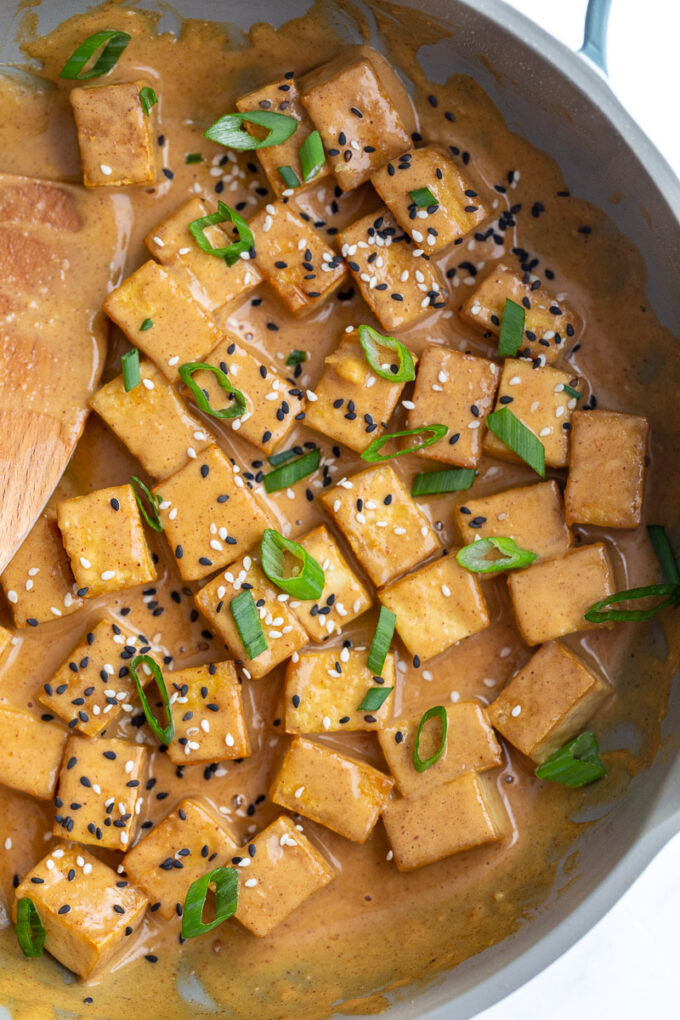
[0,2,679,1019]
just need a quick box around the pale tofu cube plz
[382,772,507,871]
[152,445,271,582]
[166,661,251,765]
[379,553,489,662]
[459,263,578,365]
[565,410,649,528]
[53,736,147,851]
[407,346,500,468]
[507,542,615,645]
[488,641,611,763]
[284,648,395,733]
[455,481,572,563]
[235,815,334,937]
[57,484,156,598]
[103,260,224,381]
[70,81,155,188]
[270,736,394,843]
[338,209,446,331]
[123,798,239,919]
[0,706,67,800]
[1,513,83,627]
[378,701,502,798]
[249,201,347,316]
[14,845,147,977]
[291,525,372,640]
[323,464,440,587]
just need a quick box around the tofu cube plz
[379,553,489,662]
[406,346,500,468]
[56,484,156,598]
[565,410,649,528]
[459,263,578,365]
[166,661,251,765]
[249,201,347,316]
[371,146,487,252]
[123,798,239,919]
[14,845,148,977]
[300,57,410,190]
[1,512,83,627]
[338,209,446,331]
[70,81,155,188]
[284,648,395,733]
[291,524,372,640]
[483,359,577,468]
[270,736,394,843]
[53,736,147,851]
[235,815,334,937]
[454,481,572,563]
[323,464,440,587]
[152,445,271,582]
[305,329,410,453]
[488,641,611,763]
[0,706,67,800]
[507,542,615,645]
[382,772,507,871]
[103,260,224,382]
[378,701,502,798]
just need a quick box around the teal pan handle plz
[579,0,613,74]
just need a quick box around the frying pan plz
[0,0,678,1018]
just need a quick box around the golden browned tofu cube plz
[305,329,410,453]
[249,201,346,316]
[382,772,507,871]
[300,57,410,191]
[57,484,156,598]
[270,737,394,843]
[166,661,251,766]
[291,525,372,640]
[378,702,502,798]
[1,513,83,627]
[488,641,611,763]
[123,798,239,919]
[323,464,440,587]
[565,410,649,528]
[70,81,155,188]
[14,845,148,978]
[153,445,271,582]
[459,263,578,365]
[371,146,487,252]
[455,481,572,564]
[407,346,500,468]
[0,706,67,800]
[379,553,489,662]
[483,359,577,468]
[103,260,224,381]
[235,815,334,937]
[338,209,446,331]
[507,542,615,646]
[284,648,395,733]
[53,736,147,851]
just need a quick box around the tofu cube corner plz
[166,660,251,765]
[0,705,67,800]
[1,512,83,627]
[70,80,155,188]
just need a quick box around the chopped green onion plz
[358,324,415,383]
[178,362,247,421]
[260,529,324,600]
[204,111,298,151]
[299,130,326,181]
[121,347,140,392]
[498,298,525,358]
[361,424,448,463]
[457,536,537,574]
[15,899,45,958]
[487,406,545,477]
[413,705,448,773]
[409,187,437,208]
[188,200,254,267]
[140,318,153,331]
[268,447,301,467]
[285,349,307,367]
[647,524,680,584]
[584,584,680,623]
[130,475,163,532]
[230,590,267,659]
[562,384,582,400]
[277,165,300,188]
[263,449,320,493]
[58,29,131,80]
[358,686,394,712]
[129,655,174,744]
[367,606,396,676]
[185,152,203,164]
[181,866,238,939]
[139,86,158,116]
[535,732,606,788]
[411,467,475,497]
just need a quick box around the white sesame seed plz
[80,557,91,569]
[7,590,18,603]
[511,704,522,717]
[100,164,112,176]
[294,786,305,798]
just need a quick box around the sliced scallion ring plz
[456,536,537,574]
[188,201,254,266]
[358,686,394,712]
[299,130,326,181]
[498,298,525,358]
[260,529,324,600]
[129,654,174,745]
[361,424,448,463]
[130,475,163,532]
[204,111,298,151]
[178,362,247,421]
[358,324,415,383]
[139,86,158,116]
[230,590,268,659]
[411,467,475,497]
[413,705,448,773]
[486,406,545,477]
[263,449,320,493]
[121,348,141,392]
[367,606,396,676]
[535,731,606,788]
[409,187,437,208]
[15,898,45,958]
[59,29,131,80]
[181,866,238,939]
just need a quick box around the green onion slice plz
[561,384,582,400]
[178,362,247,421]
[413,705,448,773]
[358,686,394,712]
[535,731,606,788]
[498,298,525,358]
[130,475,163,532]
[457,536,537,574]
[140,318,153,331]
[409,187,437,208]
[487,406,545,477]
[188,201,254,267]
[129,655,174,744]
[263,448,320,493]
[367,606,396,676]
[285,349,307,367]
[186,152,203,164]
[139,86,158,116]
[361,424,448,463]
[59,29,131,80]
[299,130,326,182]
[121,347,140,392]
[268,447,300,467]
[15,899,45,958]
[647,524,680,584]
[584,584,680,623]
[260,529,324,600]
[411,467,475,497]
[230,590,268,659]
[358,324,415,383]
[204,111,298,151]
[181,866,238,939]
[277,165,300,189]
